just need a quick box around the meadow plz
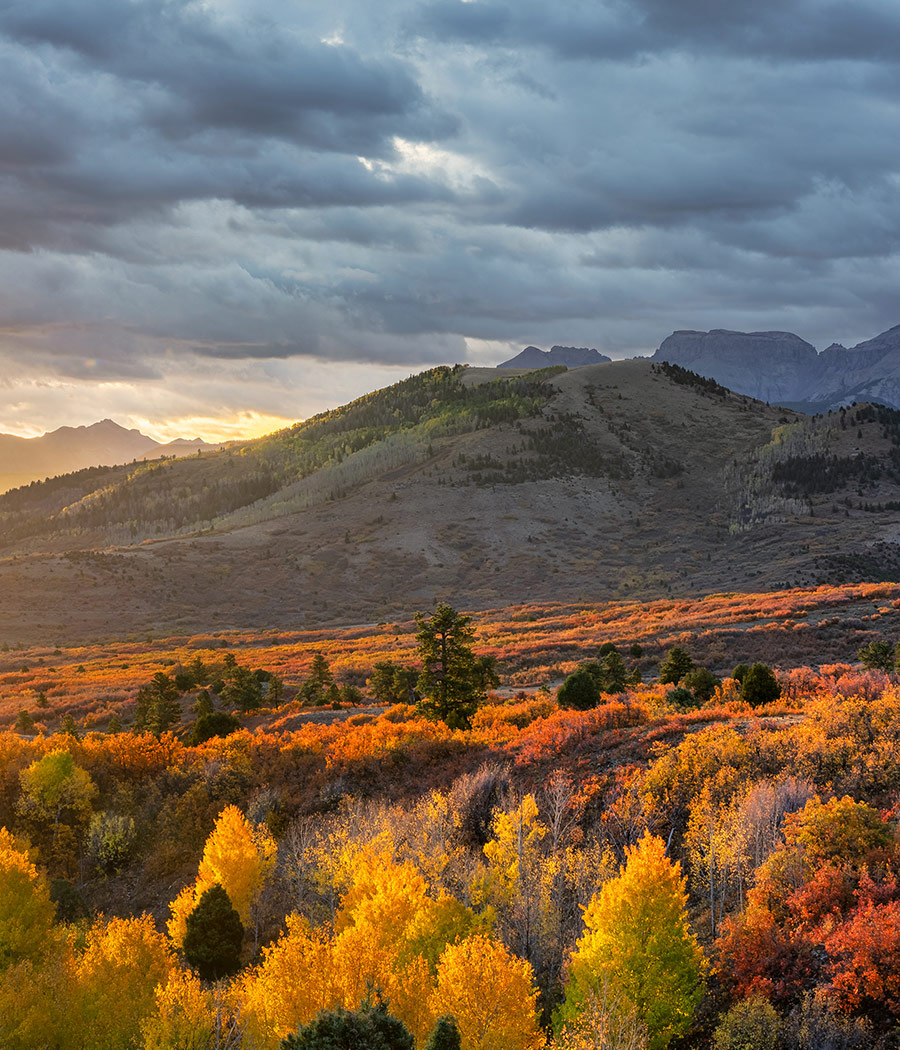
[4,583,900,1049]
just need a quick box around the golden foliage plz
[560,832,706,1050]
[74,915,174,1050]
[0,827,57,967]
[168,803,276,945]
[239,915,340,1050]
[432,933,545,1050]
[141,968,217,1050]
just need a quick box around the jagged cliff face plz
[810,325,900,408]
[651,330,818,403]
[650,324,900,410]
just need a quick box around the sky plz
[2,0,900,441]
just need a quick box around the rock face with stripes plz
[650,323,900,411]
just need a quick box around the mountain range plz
[511,324,900,411]
[3,359,900,645]
[6,323,899,498]
[649,323,900,411]
[0,419,217,494]
[498,345,611,369]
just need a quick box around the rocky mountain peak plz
[497,344,611,369]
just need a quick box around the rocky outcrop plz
[809,325,900,409]
[502,325,900,410]
[650,330,819,403]
[651,325,900,410]
[498,345,611,369]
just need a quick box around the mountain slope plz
[0,419,216,494]
[4,360,900,644]
[0,366,561,549]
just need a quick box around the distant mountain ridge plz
[499,324,900,410]
[498,345,611,369]
[0,418,216,493]
[649,323,900,410]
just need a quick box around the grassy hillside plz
[0,365,562,550]
[5,360,900,643]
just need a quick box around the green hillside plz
[0,365,562,550]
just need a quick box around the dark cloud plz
[0,0,460,257]
[3,1,454,152]
[1,0,900,433]
[635,0,900,62]
[413,0,900,63]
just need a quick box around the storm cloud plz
[1,0,899,436]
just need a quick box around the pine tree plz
[14,710,34,733]
[658,647,694,686]
[415,603,484,730]
[425,1016,462,1050]
[558,831,706,1050]
[739,663,781,707]
[60,712,81,740]
[557,668,600,710]
[298,653,335,706]
[222,665,264,712]
[133,672,181,736]
[183,884,244,981]
[280,998,414,1050]
[190,710,242,745]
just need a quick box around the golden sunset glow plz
[135,412,297,445]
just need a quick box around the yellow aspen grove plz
[197,804,277,925]
[141,969,215,1050]
[238,851,487,1050]
[74,915,174,1050]
[482,795,548,902]
[16,751,97,873]
[0,950,76,1050]
[479,794,559,975]
[685,783,752,935]
[167,882,202,948]
[558,831,706,1050]
[239,916,341,1050]
[0,828,57,967]
[432,933,545,1050]
[553,983,648,1050]
[167,804,276,946]
[331,856,447,1043]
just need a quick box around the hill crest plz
[497,345,611,368]
[6,360,900,643]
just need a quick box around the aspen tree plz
[558,831,706,1050]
